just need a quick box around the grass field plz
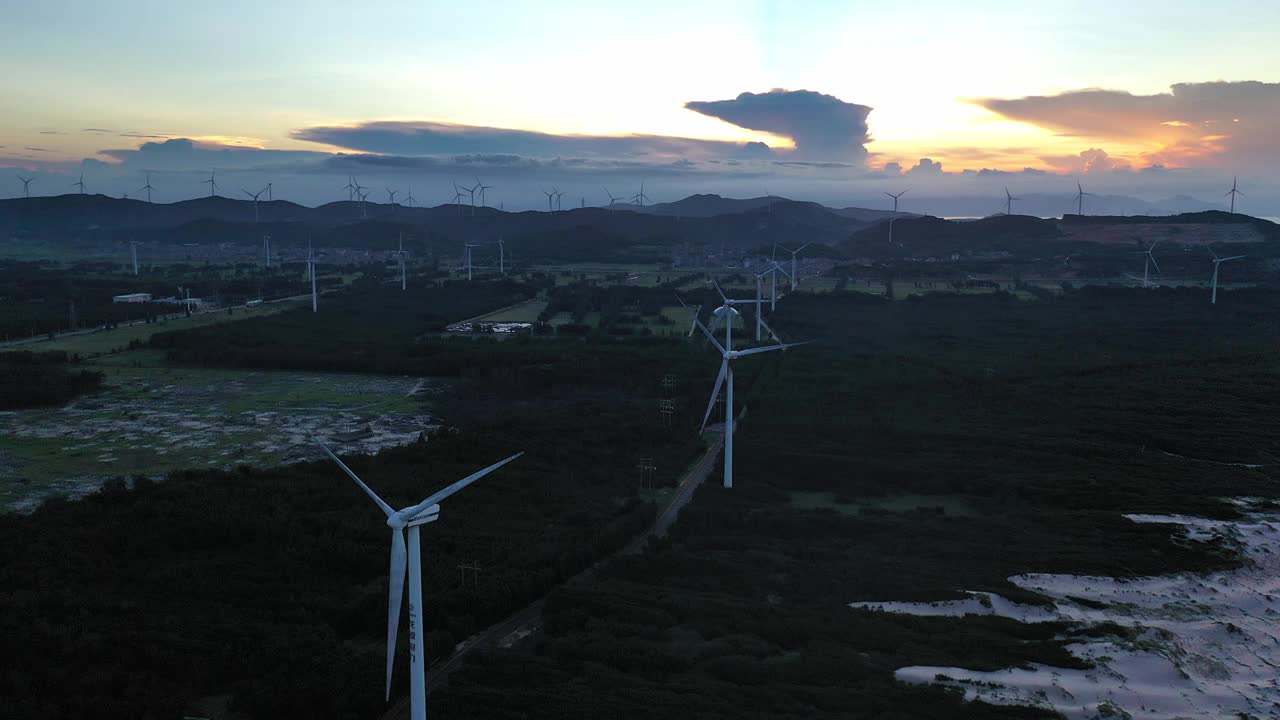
[0,349,437,511]
[34,299,306,357]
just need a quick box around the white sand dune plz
[849,503,1280,719]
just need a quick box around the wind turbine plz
[460,181,478,215]
[783,243,811,290]
[450,182,465,213]
[496,237,505,275]
[344,176,358,201]
[403,184,416,208]
[318,442,523,720]
[1209,249,1245,305]
[673,294,702,337]
[1074,179,1096,215]
[693,284,804,489]
[243,187,265,223]
[763,187,775,215]
[1003,187,1019,215]
[263,234,272,268]
[397,234,407,290]
[543,188,556,212]
[1225,177,1244,214]
[554,190,566,212]
[464,242,478,281]
[129,240,140,275]
[309,243,318,313]
[138,172,156,203]
[202,170,219,197]
[387,187,399,205]
[17,174,32,198]
[72,173,87,195]
[885,189,908,212]
[633,179,650,207]
[1131,240,1161,288]
[604,187,623,212]
[474,177,492,208]
[265,182,273,201]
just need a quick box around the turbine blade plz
[700,360,729,432]
[385,528,407,701]
[1148,254,1161,274]
[712,279,728,302]
[733,341,809,358]
[318,441,395,517]
[692,316,726,354]
[406,452,524,514]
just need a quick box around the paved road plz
[381,429,726,719]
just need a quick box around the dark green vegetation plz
[431,287,1280,718]
[0,258,319,340]
[0,351,103,409]
[0,282,716,719]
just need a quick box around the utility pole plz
[636,457,657,490]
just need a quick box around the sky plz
[3,0,1280,213]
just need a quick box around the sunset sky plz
[3,1,1279,211]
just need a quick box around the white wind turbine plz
[397,235,407,290]
[783,243,811,290]
[404,184,416,208]
[318,442,522,720]
[202,170,219,197]
[496,237,505,275]
[344,176,358,201]
[17,174,33,198]
[885,189,907,212]
[542,188,556,213]
[1074,179,1096,216]
[692,285,804,489]
[1003,187,1019,215]
[129,240,140,275]
[603,187,623,213]
[464,242,479,280]
[387,187,399,205]
[1209,249,1245,305]
[474,177,492,208]
[1128,240,1161,288]
[72,173,87,194]
[309,244,318,313]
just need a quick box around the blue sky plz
[3,1,1279,210]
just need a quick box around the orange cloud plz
[972,81,1280,169]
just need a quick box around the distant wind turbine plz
[1074,179,1096,215]
[318,441,523,720]
[1225,177,1244,214]
[386,187,399,205]
[265,182,273,201]
[403,183,416,208]
[632,179,650,207]
[72,173,86,195]
[543,188,556,212]
[603,187,623,213]
[138,172,157,203]
[1209,249,1245,305]
[783,243,811,290]
[202,170,219,197]
[554,190,566,212]
[474,177,493,208]
[885,189,908,212]
[344,176,358,201]
[1003,187,1019,215]
[1125,240,1161,288]
[17,174,32,198]
[243,187,265,223]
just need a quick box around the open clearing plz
[0,350,439,511]
[850,500,1280,719]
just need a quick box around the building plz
[112,293,152,303]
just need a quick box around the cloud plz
[906,158,942,175]
[38,131,66,136]
[1040,147,1127,175]
[881,162,903,176]
[292,121,759,161]
[974,81,1280,168]
[82,128,112,134]
[102,137,329,172]
[24,147,50,152]
[684,89,872,163]
[119,132,170,139]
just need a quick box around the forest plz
[428,286,1280,718]
[0,298,715,718]
[0,350,103,409]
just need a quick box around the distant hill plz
[842,215,1064,259]
[0,193,875,260]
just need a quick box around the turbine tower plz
[1137,241,1160,288]
[1003,187,1019,216]
[554,190,566,212]
[885,189,908,212]
[72,173,87,194]
[1225,177,1244,214]
[17,174,32,198]
[309,243,318,313]
[543,188,556,212]
[130,240,140,275]
[633,179,650,207]
[263,234,272,268]
[464,242,478,281]
[403,184,416,208]
[344,176,358,201]
[265,182,273,201]
[138,172,157,203]
[397,234,407,291]
[496,236,505,275]
[693,285,803,489]
[386,187,399,205]
[318,442,523,720]
[1074,179,1097,215]
[1209,249,1245,305]
[202,170,219,197]
[475,177,492,208]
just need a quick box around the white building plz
[112,293,152,303]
